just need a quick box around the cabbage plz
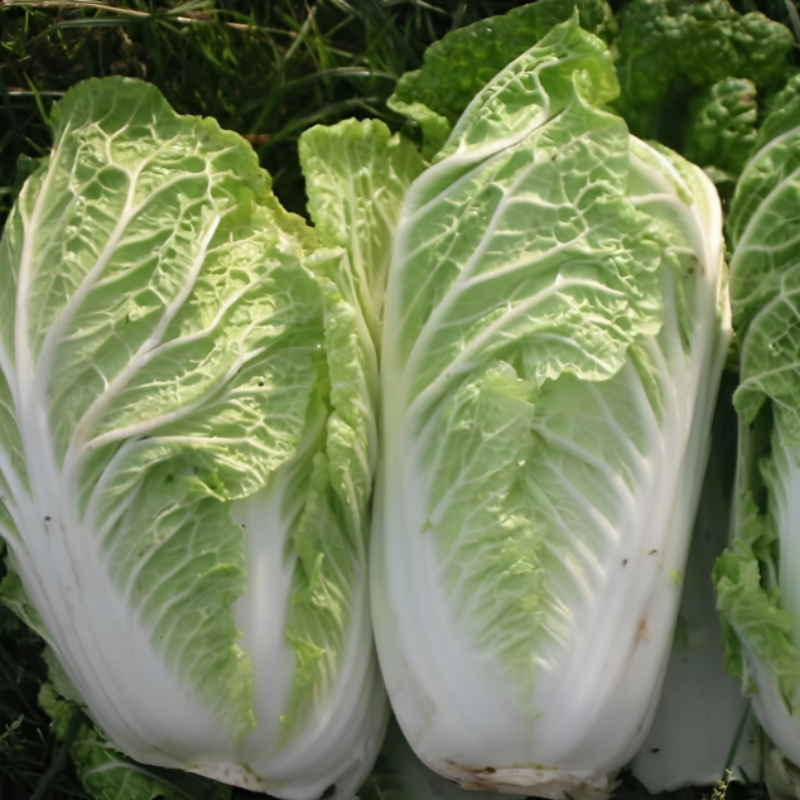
[632,375,757,791]
[0,77,387,800]
[371,18,730,798]
[715,75,800,773]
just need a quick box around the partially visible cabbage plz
[715,75,800,775]
[371,17,729,799]
[0,77,387,800]
[632,374,759,791]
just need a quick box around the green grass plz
[0,0,514,225]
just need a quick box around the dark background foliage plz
[0,0,550,226]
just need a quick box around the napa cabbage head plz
[371,16,729,799]
[0,76,387,800]
[715,74,800,774]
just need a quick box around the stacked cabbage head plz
[0,78,384,800]
[372,18,730,799]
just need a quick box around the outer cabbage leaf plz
[387,0,617,159]
[716,434,800,770]
[298,118,425,348]
[0,77,385,800]
[727,98,800,442]
[614,0,793,194]
[616,0,792,103]
[372,18,729,800]
[632,377,756,791]
[715,80,800,777]
[756,76,800,153]
[683,78,758,188]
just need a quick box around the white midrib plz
[14,113,76,638]
[344,153,377,345]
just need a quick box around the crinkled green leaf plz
[433,17,619,167]
[299,118,425,345]
[756,75,800,151]
[394,82,661,410]
[385,93,450,162]
[734,268,800,440]
[728,95,800,444]
[615,0,793,141]
[728,89,800,270]
[734,11,798,87]
[715,492,800,706]
[278,263,378,734]
[388,0,617,158]
[683,78,758,184]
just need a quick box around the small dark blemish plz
[482,767,496,775]
[622,558,628,567]
[321,785,337,800]
[648,549,657,555]
[651,748,661,754]
[44,516,51,522]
